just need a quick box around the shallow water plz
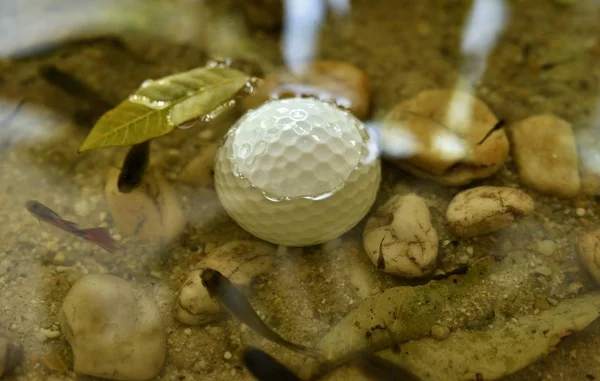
[1,0,600,380]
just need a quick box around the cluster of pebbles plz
[26,59,599,380]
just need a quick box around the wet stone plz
[383,89,509,186]
[446,186,534,237]
[577,228,600,285]
[510,114,580,198]
[243,60,371,120]
[363,193,438,277]
[536,240,556,256]
[59,274,166,380]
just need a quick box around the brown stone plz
[242,60,371,119]
[383,89,509,186]
[510,114,580,198]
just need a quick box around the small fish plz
[26,200,117,253]
[242,346,302,381]
[118,141,150,193]
[200,269,322,359]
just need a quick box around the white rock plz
[577,228,600,285]
[59,274,166,380]
[363,193,438,277]
[174,241,276,325]
[105,168,185,243]
[510,114,580,198]
[447,186,534,237]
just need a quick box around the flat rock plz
[578,228,600,285]
[383,89,509,186]
[446,186,534,237]
[59,274,166,381]
[509,114,580,198]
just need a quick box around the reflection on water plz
[447,0,507,133]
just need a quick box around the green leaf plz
[78,66,251,152]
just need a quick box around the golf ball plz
[214,98,381,246]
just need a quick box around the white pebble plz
[536,240,556,256]
[534,266,552,277]
[74,199,91,217]
[224,351,232,360]
[446,186,534,237]
[576,208,586,217]
[40,327,61,339]
[431,324,450,340]
[510,114,580,198]
[52,252,66,265]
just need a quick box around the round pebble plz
[52,252,65,265]
[224,351,232,360]
[447,186,534,237]
[431,324,450,340]
[510,114,580,198]
[59,274,166,380]
[536,240,556,256]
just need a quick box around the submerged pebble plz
[536,240,556,256]
[383,89,509,186]
[509,114,580,198]
[363,193,438,277]
[243,60,371,119]
[446,186,534,237]
[577,228,600,285]
[59,274,166,380]
[174,241,277,325]
[105,168,185,243]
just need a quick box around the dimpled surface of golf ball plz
[214,98,381,246]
